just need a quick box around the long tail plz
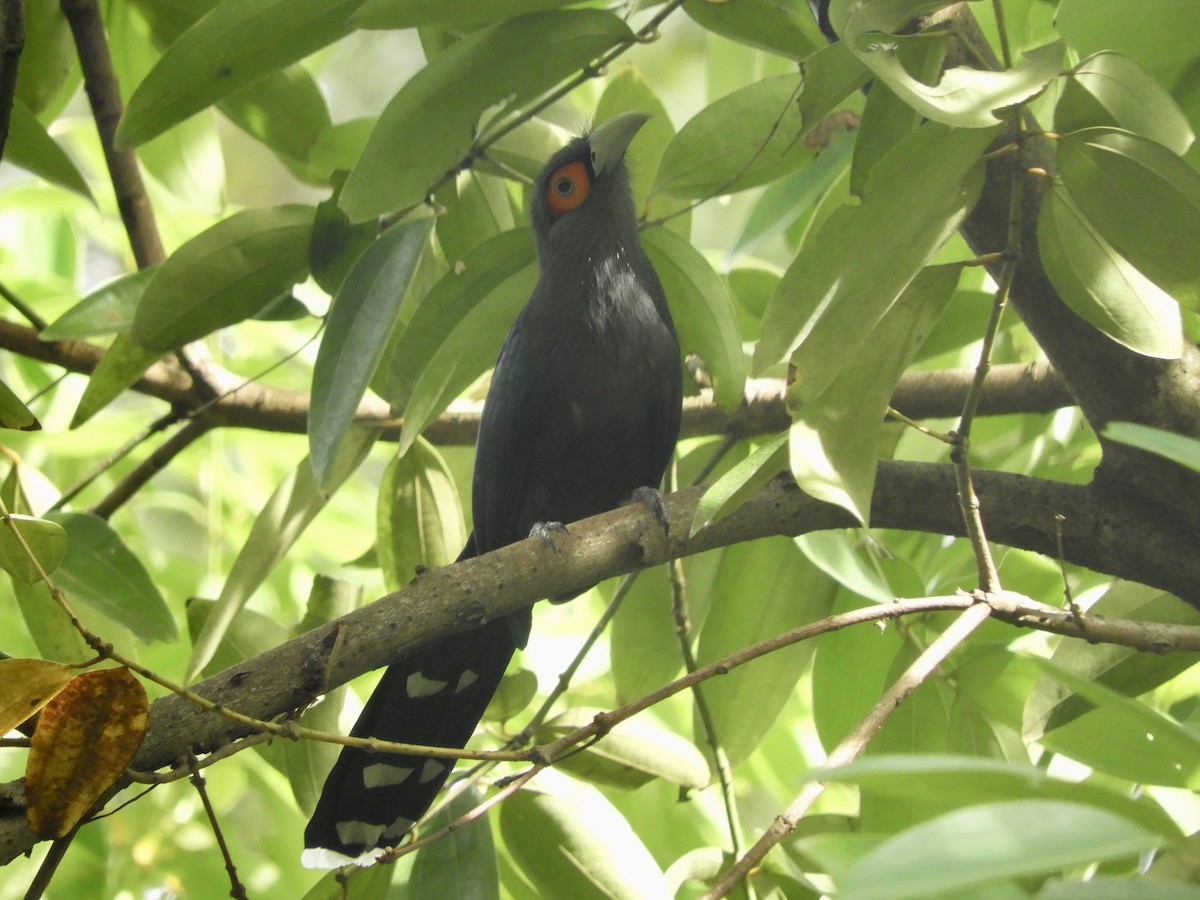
[304,537,526,866]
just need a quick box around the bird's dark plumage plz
[303,114,682,866]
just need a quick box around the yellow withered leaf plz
[26,667,149,838]
[0,658,74,735]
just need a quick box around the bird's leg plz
[627,485,670,537]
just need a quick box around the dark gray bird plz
[304,112,682,866]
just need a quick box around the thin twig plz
[699,601,994,899]
[90,415,215,519]
[0,280,45,331]
[186,752,248,900]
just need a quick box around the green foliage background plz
[2,0,1200,897]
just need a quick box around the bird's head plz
[530,111,649,261]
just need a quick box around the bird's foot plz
[529,520,569,555]
[628,486,670,537]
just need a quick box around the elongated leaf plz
[538,708,710,790]
[377,437,466,592]
[131,205,316,352]
[814,754,1181,840]
[45,512,176,643]
[374,228,534,409]
[434,171,517,268]
[691,433,787,536]
[220,64,333,174]
[340,10,633,220]
[756,122,994,398]
[4,101,92,199]
[0,380,40,432]
[1030,656,1200,789]
[14,581,92,664]
[0,659,74,735]
[653,43,867,199]
[1039,182,1182,358]
[117,0,361,148]
[683,0,822,61]
[70,335,162,428]
[0,515,66,584]
[1057,127,1200,310]
[1024,582,1200,737]
[41,268,157,341]
[14,0,76,116]
[408,786,500,900]
[789,263,961,523]
[831,0,1063,127]
[1104,422,1200,473]
[186,426,377,682]
[500,781,671,899]
[610,568,682,704]
[1055,0,1200,72]
[1057,52,1195,156]
[695,538,836,767]
[641,227,744,411]
[355,0,577,28]
[309,217,431,488]
[838,800,1159,900]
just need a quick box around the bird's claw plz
[530,520,569,554]
[628,486,669,536]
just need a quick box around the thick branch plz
[0,318,1072,447]
[0,0,21,163]
[2,461,1198,862]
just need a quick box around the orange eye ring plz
[546,161,591,217]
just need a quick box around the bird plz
[302,112,682,868]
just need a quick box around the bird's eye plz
[545,161,591,217]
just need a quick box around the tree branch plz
[3,462,1199,863]
[0,0,21,164]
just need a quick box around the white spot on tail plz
[455,669,479,693]
[406,671,448,698]
[362,763,414,788]
[419,759,446,783]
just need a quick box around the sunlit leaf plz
[683,0,822,61]
[340,10,633,220]
[69,335,163,429]
[0,380,40,432]
[3,101,92,200]
[40,268,157,341]
[0,514,67,585]
[1104,422,1200,474]
[131,205,316,352]
[309,217,431,488]
[0,658,74,735]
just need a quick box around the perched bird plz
[303,112,682,867]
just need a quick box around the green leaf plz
[309,217,431,488]
[1057,52,1195,157]
[814,754,1182,840]
[116,0,362,149]
[610,568,681,705]
[832,0,1063,127]
[538,708,710,790]
[186,599,289,677]
[1054,0,1200,73]
[4,101,93,200]
[40,268,158,341]
[1024,582,1200,736]
[377,437,466,592]
[14,0,76,117]
[186,426,377,682]
[309,178,378,295]
[641,227,744,412]
[500,781,672,899]
[837,800,1160,900]
[691,433,787,535]
[0,380,40,432]
[1030,656,1200,789]
[340,10,633,221]
[434,171,518,268]
[796,531,893,604]
[0,515,67,585]
[354,0,578,28]
[13,582,91,664]
[1104,422,1200,473]
[409,786,500,900]
[1039,182,1182,358]
[682,0,823,61]
[44,512,176,643]
[69,335,163,429]
[695,538,836,766]
[755,122,995,398]
[789,263,961,523]
[131,205,316,352]
[652,43,867,199]
[220,64,333,175]
[1056,128,1200,310]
